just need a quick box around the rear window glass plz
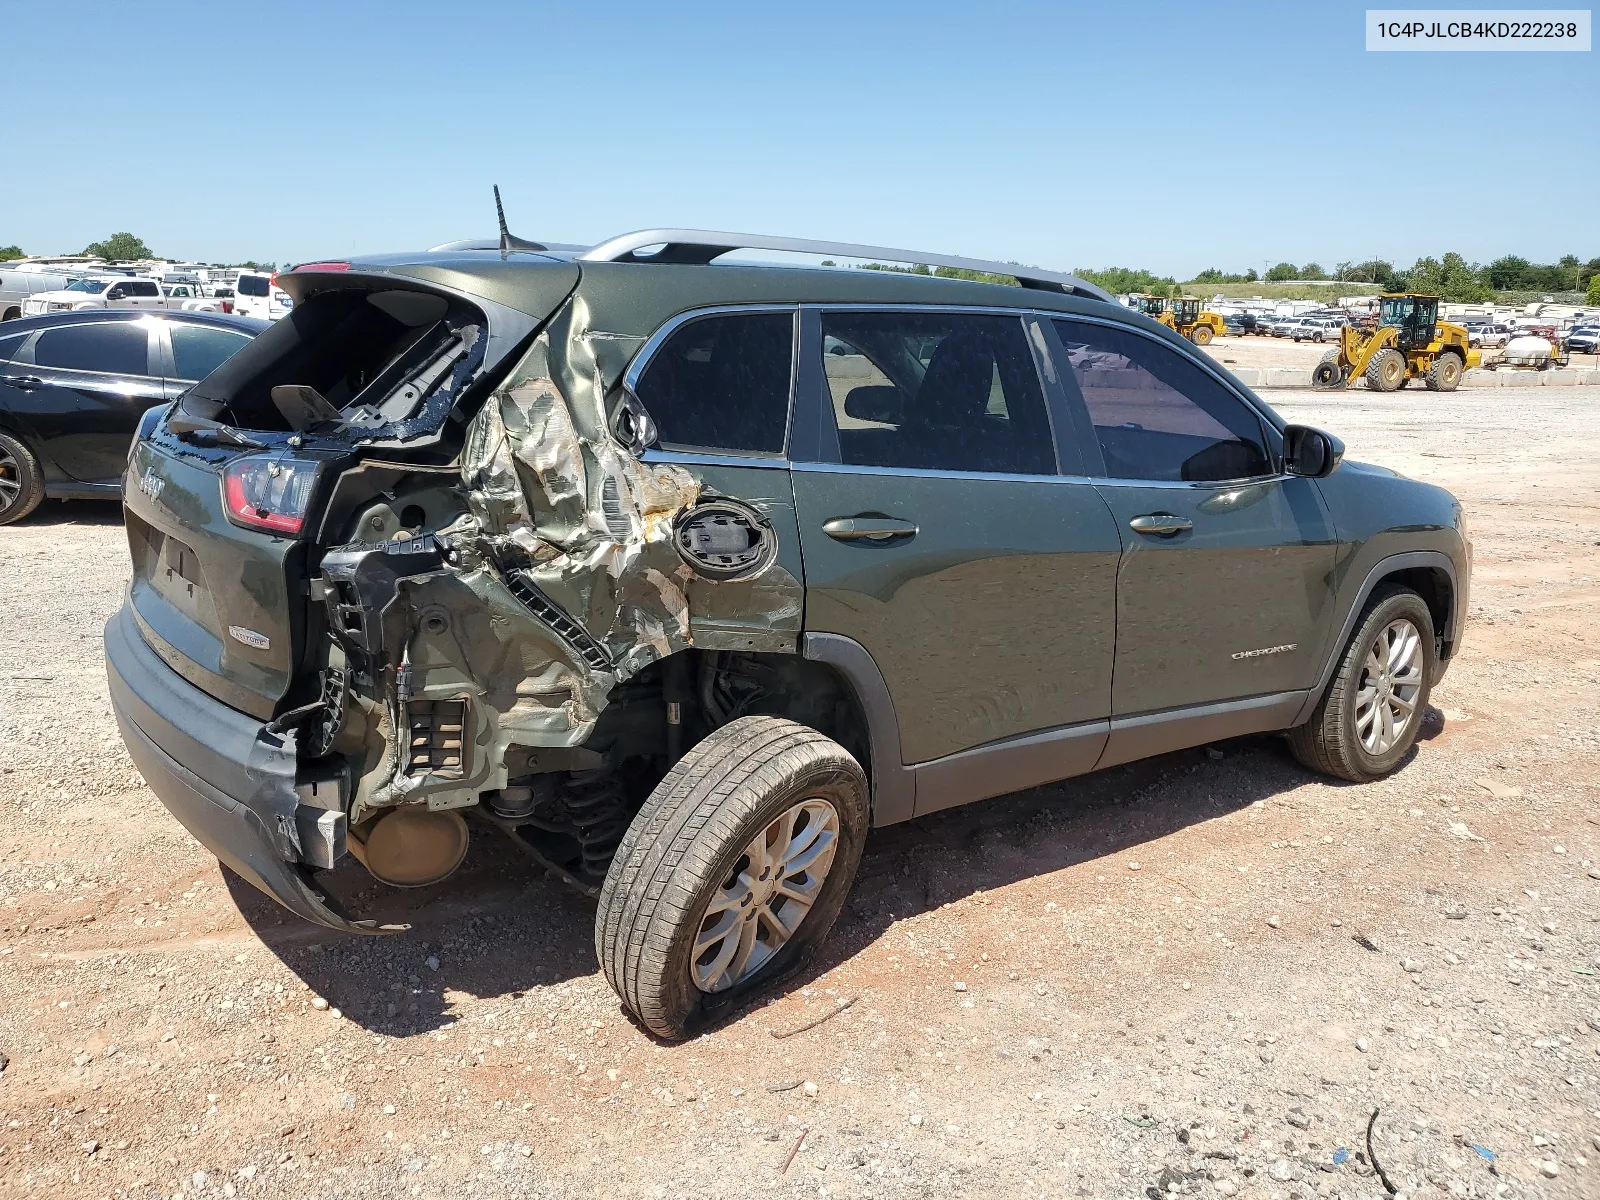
[634,312,793,455]
[170,324,253,381]
[236,275,270,297]
[33,323,149,375]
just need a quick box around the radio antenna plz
[494,185,547,255]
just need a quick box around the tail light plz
[290,261,350,273]
[222,453,319,536]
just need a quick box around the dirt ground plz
[2,383,1599,1200]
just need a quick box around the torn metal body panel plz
[331,287,806,831]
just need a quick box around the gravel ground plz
[1,383,1598,1200]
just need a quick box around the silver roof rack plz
[576,229,1115,303]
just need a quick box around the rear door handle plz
[822,516,919,542]
[1128,513,1192,536]
[2,375,44,391]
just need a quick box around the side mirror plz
[1282,424,1344,478]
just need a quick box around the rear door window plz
[0,332,25,362]
[820,311,1055,475]
[633,311,794,455]
[169,323,253,381]
[1053,319,1271,482]
[236,275,270,297]
[32,322,151,376]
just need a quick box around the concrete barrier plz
[1260,367,1313,388]
[1227,368,1263,387]
[1544,370,1578,386]
[1461,369,1501,388]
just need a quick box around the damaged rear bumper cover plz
[104,604,397,936]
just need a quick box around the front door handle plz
[822,516,919,542]
[2,375,44,391]
[1128,513,1192,537]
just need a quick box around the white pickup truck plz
[21,276,230,316]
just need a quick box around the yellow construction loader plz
[1128,294,1227,345]
[1165,296,1227,345]
[1311,294,1480,392]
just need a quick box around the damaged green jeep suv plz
[106,228,1469,1038]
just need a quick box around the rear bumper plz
[104,603,391,935]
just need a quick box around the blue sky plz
[4,1,1593,275]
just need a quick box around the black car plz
[0,309,266,524]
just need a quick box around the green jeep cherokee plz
[106,226,1469,1038]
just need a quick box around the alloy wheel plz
[0,444,20,512]
[691,798,840,993]
[1355,618,1423,755]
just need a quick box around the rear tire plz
[1424,353,1462,392]
[1189,324,1213,346]
[1289,588,1435,783]
[596,717,869,1040]
[1364,348,1407,392]
[0,432,45,526]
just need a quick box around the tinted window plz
[32,323,150,376]
[1053,319,1270,482]
[634,312,793,454]
[821,311,1054,475]
[0,332,25,362]
[236,275,270,297]
[131,281,160,297]
[170,324,252,381]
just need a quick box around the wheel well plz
[1376,566,1453,655]
[1,307,20,321]
[533,649,871,792]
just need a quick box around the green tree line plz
[1194,253,1598,302]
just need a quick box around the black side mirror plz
[1282,424,1344,478]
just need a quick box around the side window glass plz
[32,323,150,376]
[820,311,1054,475]
[634,312,793,455]
[170,324,252,381]
[0,332,26,363]
[1052,319,1271,482]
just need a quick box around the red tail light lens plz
[222,454,319,536]
[290,261,350,273]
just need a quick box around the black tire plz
[596,716,869,1040]
[0,432,45,526]
[1289,588,1436,783]
[1313,331,1325,343]
[1364,347,1406,392]
[1,307,20,322]
[1189,324,1213,346]
[1312,353,1344,389]
[1424,353,1462,392]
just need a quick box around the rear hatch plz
[121,257,579,718]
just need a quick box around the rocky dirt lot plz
[1,383,1598,1200]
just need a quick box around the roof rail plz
[576,229,1115,303]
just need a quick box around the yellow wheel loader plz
[1166,296,1227,345]
[1311,294,1480,393]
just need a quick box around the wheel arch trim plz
[1294,550,1460,726]
[800,632,915,826]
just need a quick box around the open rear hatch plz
[121,261,578,718]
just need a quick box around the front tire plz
[0,432,46,525]
[1189,324,1213,346]
[596,717,869,1040]
[1289,588,1435,783]
[1365,347,1407,392]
